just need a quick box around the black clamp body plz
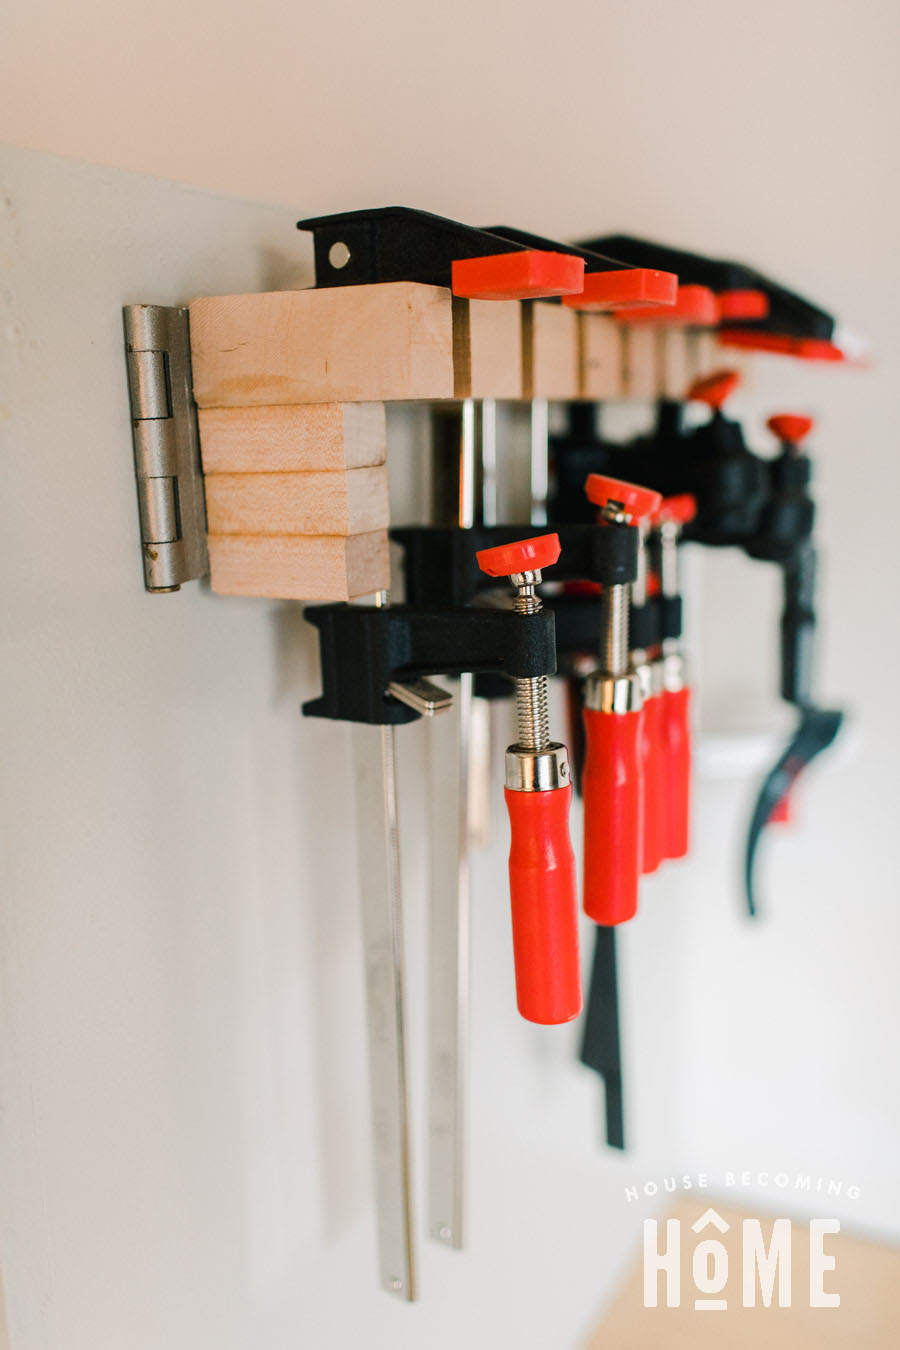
[744,451,815,564]
[486,225,634,276]
[550,403,768,547]
[392,522,637,609]
[629,601,662,652]
[303,603,558,726]
[582,234,836,342]
[391,523,638,672]
[297,206,545,291]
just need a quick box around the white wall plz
[2,2,899,1346]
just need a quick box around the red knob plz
[640,690,665,874]
[767,414,814,446]
[585,474,662,523]
[660,685,691,859]
[687,368,740,409]
[476,532,561,578]
[653,493,698,528]
[582,706,643,925]
[504,785,582,1023]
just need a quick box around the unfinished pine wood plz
[686,330,720,384]
[452,297,522,399]
[522,302,579,399]
[204,465,389,536]
[190,282,454,406]
[621,325,657,399]
[656,328,690,399]
[579,314,624,399]
[207,530,390,600]
[197,403,386,474]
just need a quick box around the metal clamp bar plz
[352,593,417,1299]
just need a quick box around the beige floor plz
[586,1199,900,1348]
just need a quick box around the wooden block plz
[207,531,390,600]
[656,328,690,399]
[189,282,454,406]
[204,465,390,536]
[688,330,720,383]
[522,302,579,399]
[452,297,522,398]
[621,325,657,399]
[197,403,386,474]
[579,314,624,400]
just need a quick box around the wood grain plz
[204,465,389,536]
[655,328,690,400]
[452,296,522,398]
[207,530,390,600]
[190,282,455,406]
[197,402,386,473]
[579,314,624,399]
[523,301,579,399]
[621,325,657,399]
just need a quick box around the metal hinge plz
[123,304,209,592]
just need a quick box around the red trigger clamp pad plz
[614,284,719,326]
[562,268,678,311]
[452,250,585,300]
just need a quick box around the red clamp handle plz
[660,685,691,859]
[505,785,582,1024]
[582,706,643,925]
[640,691,665,875]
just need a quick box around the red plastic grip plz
[561,267,678,311]
[660,685,691,859]
[504,784,582,1024]
[452,249,585,301]
[640,693,665,875]
[718,330,847,362]
[582,706,642,925]
[614,284,719,327]
[716,289,770,320]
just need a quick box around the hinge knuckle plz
[133,418,178,478]
[137,476,180,543]
[127,349,170,420]
[123,304,208,593]
[143,539,185,592]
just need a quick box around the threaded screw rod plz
[510,570,550,753]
